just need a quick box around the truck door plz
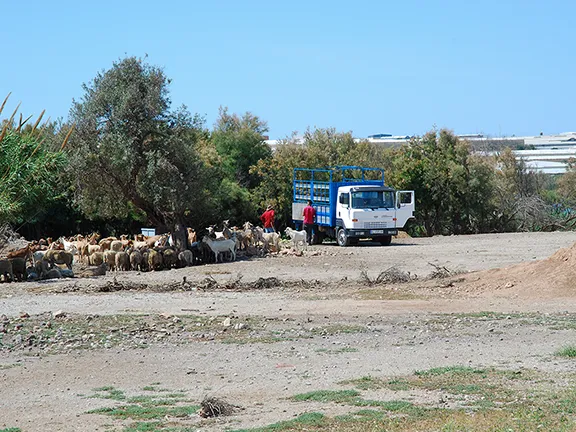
[395,191,415,228]
[336,191,351,228]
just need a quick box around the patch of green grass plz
[386,378,411,391]
[556,345,576,358]
[123,422,163,431]
[291,389,360,404]
[310,324,365,336]
[89,387,127,401]
[86,385,201,431]
[92,385,115,392]
[0,363,21,370]
[340,375,387,390]
[231,412,326,432]
[0,428,22,432]
[88,404,198,420]
[127,395,159,404]
[414,365,486,377]
[291,389,420,414]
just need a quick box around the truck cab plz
[335,185,414,246]
[292,166,415,246]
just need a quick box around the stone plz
[53,310,66,319]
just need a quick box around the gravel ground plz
[2,231,576,431]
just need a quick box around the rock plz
[19,312,29,319]
[222,317,232,327]
[53,310,66,319]
[234,323,246,330]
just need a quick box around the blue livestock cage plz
[292,166,385,227]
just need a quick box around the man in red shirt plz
[302,200,316,244]
[260,205,275,233]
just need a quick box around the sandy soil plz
[2,231,576,431]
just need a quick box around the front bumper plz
[346,228,398,237]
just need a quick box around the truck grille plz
[364,222,389,229]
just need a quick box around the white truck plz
[291,166,415,246]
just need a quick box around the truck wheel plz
[378,235,392,246]
[337,229,350,247]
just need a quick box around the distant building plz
[367,133,392,139]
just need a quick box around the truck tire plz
[337,228,350,247]
[377,235,392,246]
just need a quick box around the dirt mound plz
[457,241,576,298]
[394,231,412,239]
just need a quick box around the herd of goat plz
[0,221,310,282]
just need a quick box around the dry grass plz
[199,396,237,418]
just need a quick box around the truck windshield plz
[351,191,394,209]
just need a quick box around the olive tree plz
[390,129,497,236]
[68,57,208,249]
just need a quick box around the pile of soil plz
[458,241,576,298]
[394,231,412,239]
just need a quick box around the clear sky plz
[1,0,574,139]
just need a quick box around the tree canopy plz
[68,57,209,233]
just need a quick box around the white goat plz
[32,250,47,265]
[59,237,79,255]
[202,236,236,263]
[206,225,225,239]
[285,227,308,251]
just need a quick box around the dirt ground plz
[2,231,576,431]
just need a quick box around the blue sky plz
[1,1,574,139]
